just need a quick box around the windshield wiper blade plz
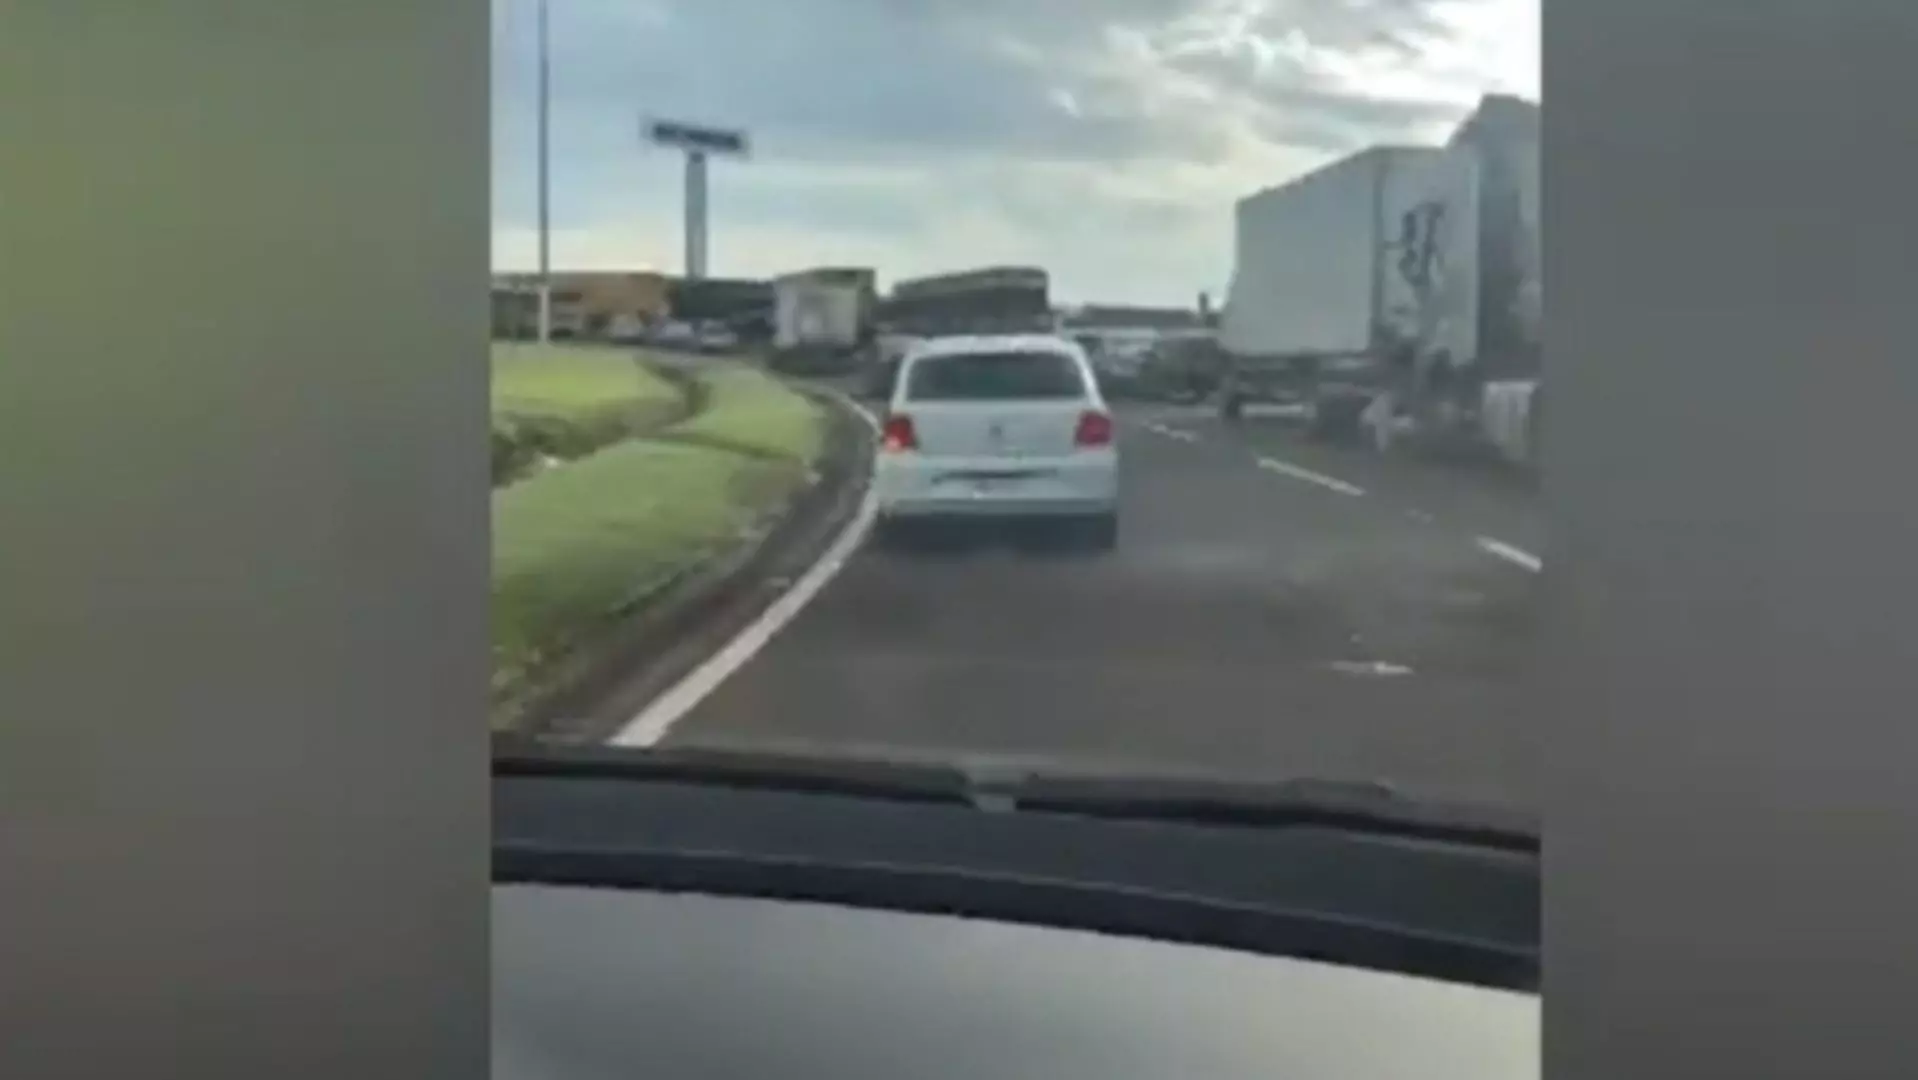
[492,736,1536,852]
[957,766,1538,852]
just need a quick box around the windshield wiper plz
[492,734,1537,853]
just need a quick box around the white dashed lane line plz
[1254,457,1367,497]
[1141,420,1365,496]
[1140,421,1201,444]
[1138,418,1540,572]
[1476,537,1543,573]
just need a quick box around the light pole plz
[535,0,552,343]
[644,119,750,282]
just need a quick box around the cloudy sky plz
[491,0,1537,305]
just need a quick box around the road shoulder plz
[503,376,875,743]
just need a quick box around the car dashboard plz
[493,751,1540,1079]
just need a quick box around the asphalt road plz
[656,403,1543,816]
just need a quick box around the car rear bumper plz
[878,496,1116,520]
[874,452,1117,520]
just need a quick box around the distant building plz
[489,270,672,339]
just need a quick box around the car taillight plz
[882,413,917,452]
[1074,410,1114,447]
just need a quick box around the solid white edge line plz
[1254,456,1366,497]
[1476,536,1543,572]
[609,397,880,748]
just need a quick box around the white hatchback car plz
[872,335,1120,549]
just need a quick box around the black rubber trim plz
[494,771,1539,994]
[492,740,1539,851]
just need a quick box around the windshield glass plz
[489,0,1541,869]
[906,351,1088,401]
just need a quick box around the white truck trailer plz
[1387,95,1542,468]
[1219,94,1542,468]
[770,272,865,375]
[1217,144,1446,434]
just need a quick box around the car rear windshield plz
[904,350,1087,401]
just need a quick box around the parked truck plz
[1218,94,1542,469]
[1217,144,1440,434]
[770,271,867,375]
[1386,95,1541,469]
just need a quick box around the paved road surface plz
[657,403,1543,815]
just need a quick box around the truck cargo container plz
[1217,144,1448,433]
[879,266,1053,337]
[770,273,866,374]
[1218,94,1541,466]
[863,266,1054,397]
[1392,95,1542,468]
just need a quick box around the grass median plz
[664,363,828,459]
[491,358,828,726]
[490,342,684,485]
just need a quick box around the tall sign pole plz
[535,0,552,343]
[684,150,708,280]
[645,119,749,282]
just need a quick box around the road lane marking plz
[1254,457,1367,497]
[1477,536,1543,572]
[1142,421,1200,443]
[1328,660,1414,678]
[611,401,880,748]
[1406,508,1437,525]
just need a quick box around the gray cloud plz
[509,0,1170,166]
[492,0,1513,301]
[502,0,1474,168]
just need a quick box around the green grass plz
[663,362,826,462]
[489,343,687,485]
[490,342,678,421]
[490,362,829,725]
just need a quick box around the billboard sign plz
[645,119,749,156]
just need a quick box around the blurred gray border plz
[7,1,1918,1078]
[1547,1,1918,1076]
[1,5,490,1078]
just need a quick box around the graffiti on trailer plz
[1395,201,1446,296]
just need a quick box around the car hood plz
[494,884,1538,1080]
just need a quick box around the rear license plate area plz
[936,469,1048,496]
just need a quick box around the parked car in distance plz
[696,322,740,354]
[651,320,698,350]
